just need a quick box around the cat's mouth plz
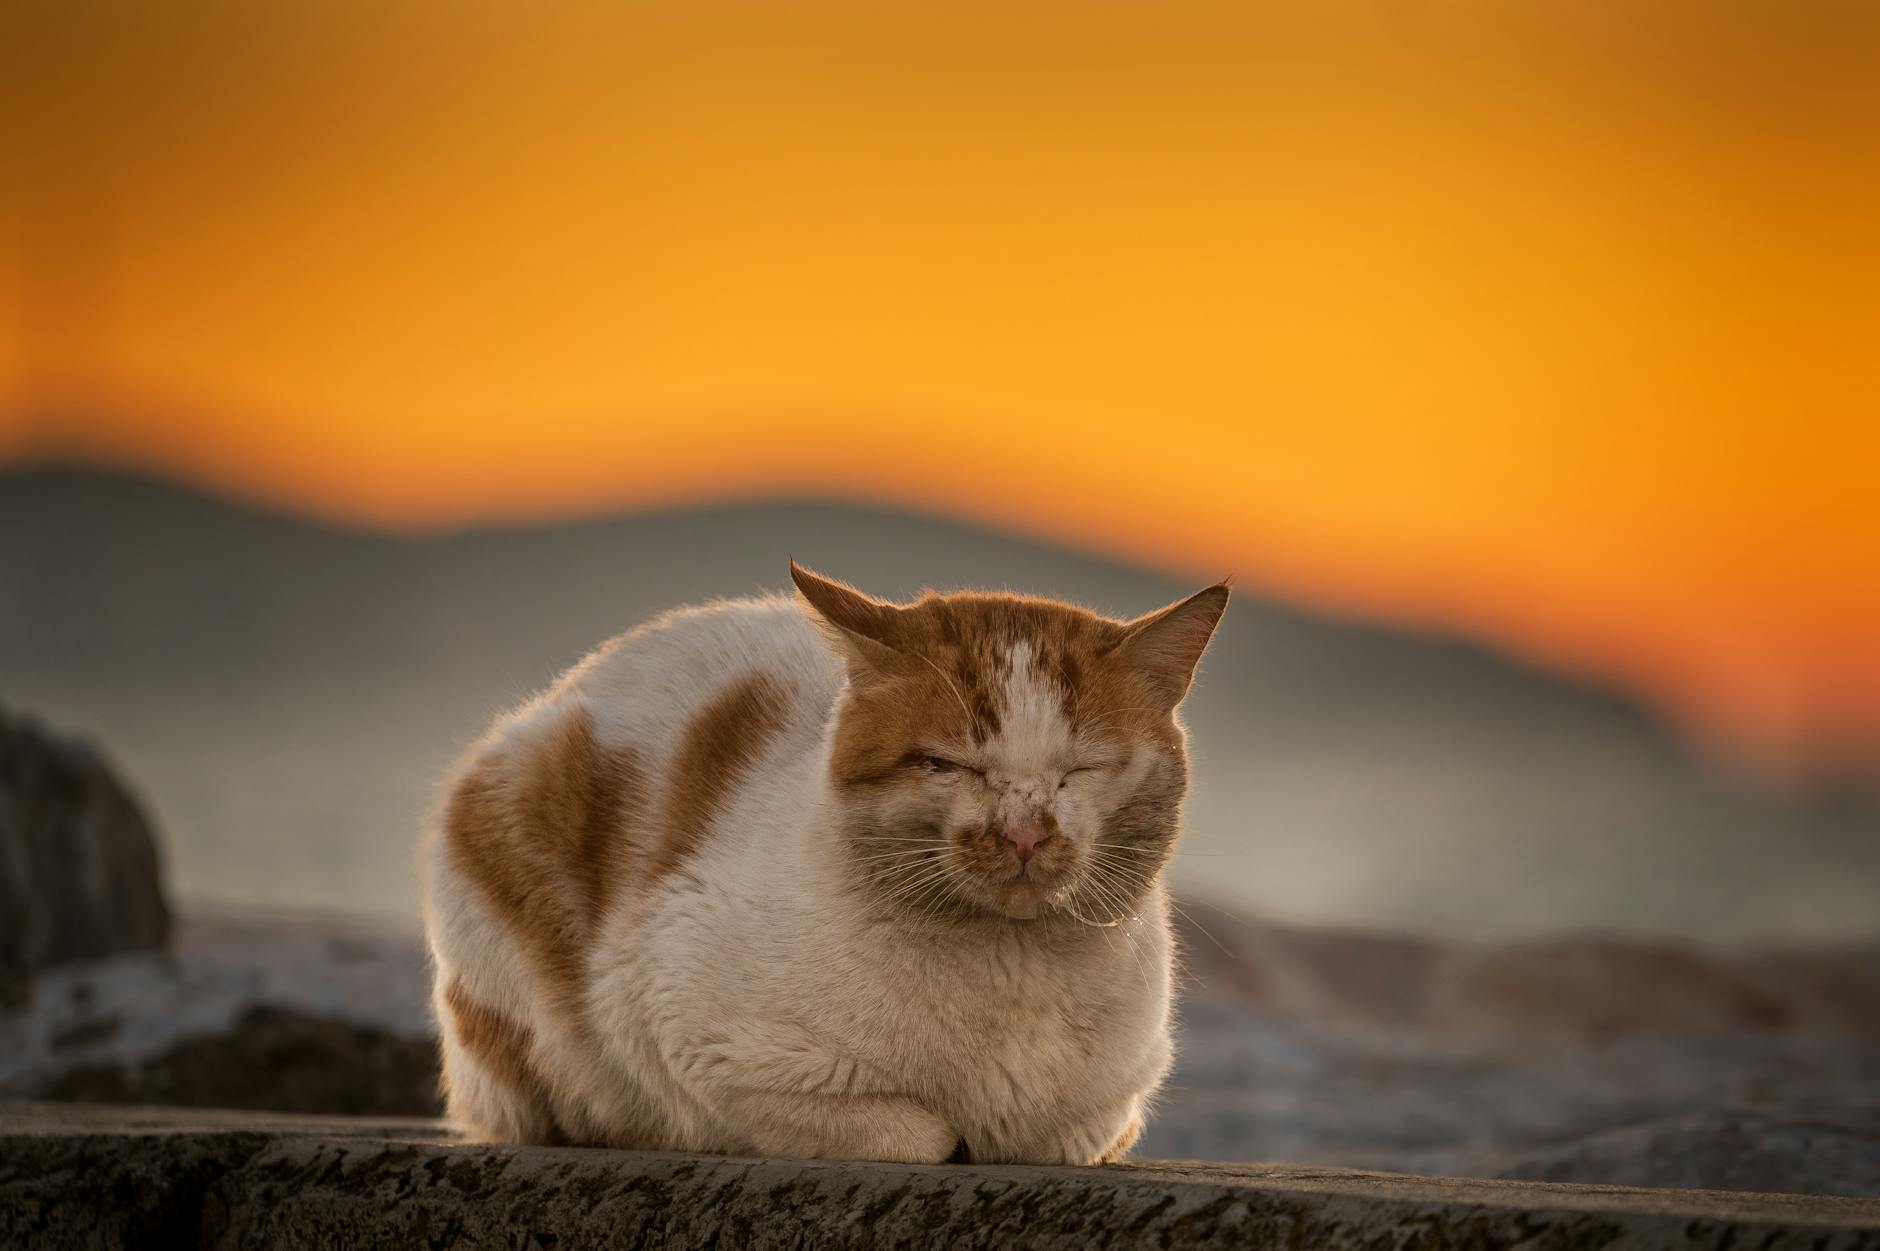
[988,853,1066,886]
[940,824,1080,918]
[986,859,1074,919]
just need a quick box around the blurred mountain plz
[2,465,1876,938]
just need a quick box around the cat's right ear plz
[789,560,913,683]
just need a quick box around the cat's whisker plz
[1093,860,1150,910]
[1165,898,1238,963]
[872,859,960,903]
[1081,849,1163,880]
[1091,867,1142,919]
[1077,871,1156,997]
[867,861,954,894]
[1099,911,1153,996]
[852,849,948,872]
[872,855,952,883]
[1085,855,1170,874]
[1071,703,1170,734]
[884,881,954,916]
[900,867,968,924]
[866,871,946,899]
[1070,862,1135,924]
[850,848,943,865]
[858,851,936,872]
[860,852,943,879]
[1082,839,1165,857]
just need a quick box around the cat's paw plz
[723,1090,959,1164]
[1095,1116,1144,1164]
[846,1101,961,1164]
[993,1106,1145,1166]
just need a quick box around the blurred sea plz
[5,467,1877,941]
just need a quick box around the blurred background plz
[5,0,1877,939]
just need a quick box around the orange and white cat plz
[421,561,1226,1164]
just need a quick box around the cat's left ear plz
[789,560,915,682]
[1114,583,1230,712]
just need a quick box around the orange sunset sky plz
[3,0,1878,771]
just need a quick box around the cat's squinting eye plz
[920,755,982,777]
[1058,766,1103,789]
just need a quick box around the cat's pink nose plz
[1002,818,1053,861]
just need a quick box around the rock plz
[1500,1104,1880,1200]
[1171,898,1880,1042]
[1438,941,1880,1040]
[0,911,435,1110]
[38,1005,442,1116]
[5,1101,1879,1251]
[1153,902,1880,1196]
[0,708,170,984]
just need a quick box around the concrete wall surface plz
[4,1101,1879,1250]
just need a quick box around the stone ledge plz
[4,1102,1878,1250]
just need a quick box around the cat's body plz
[422,565,1225,1164]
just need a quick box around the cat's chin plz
[996,879,1049,920]
[929,854,1074,922]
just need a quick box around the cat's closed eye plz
[919,754,982,778]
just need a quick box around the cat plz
[421,560,1227,1164]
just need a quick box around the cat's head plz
[792,560,1226,925]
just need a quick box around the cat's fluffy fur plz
[421,561,1226,1164]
